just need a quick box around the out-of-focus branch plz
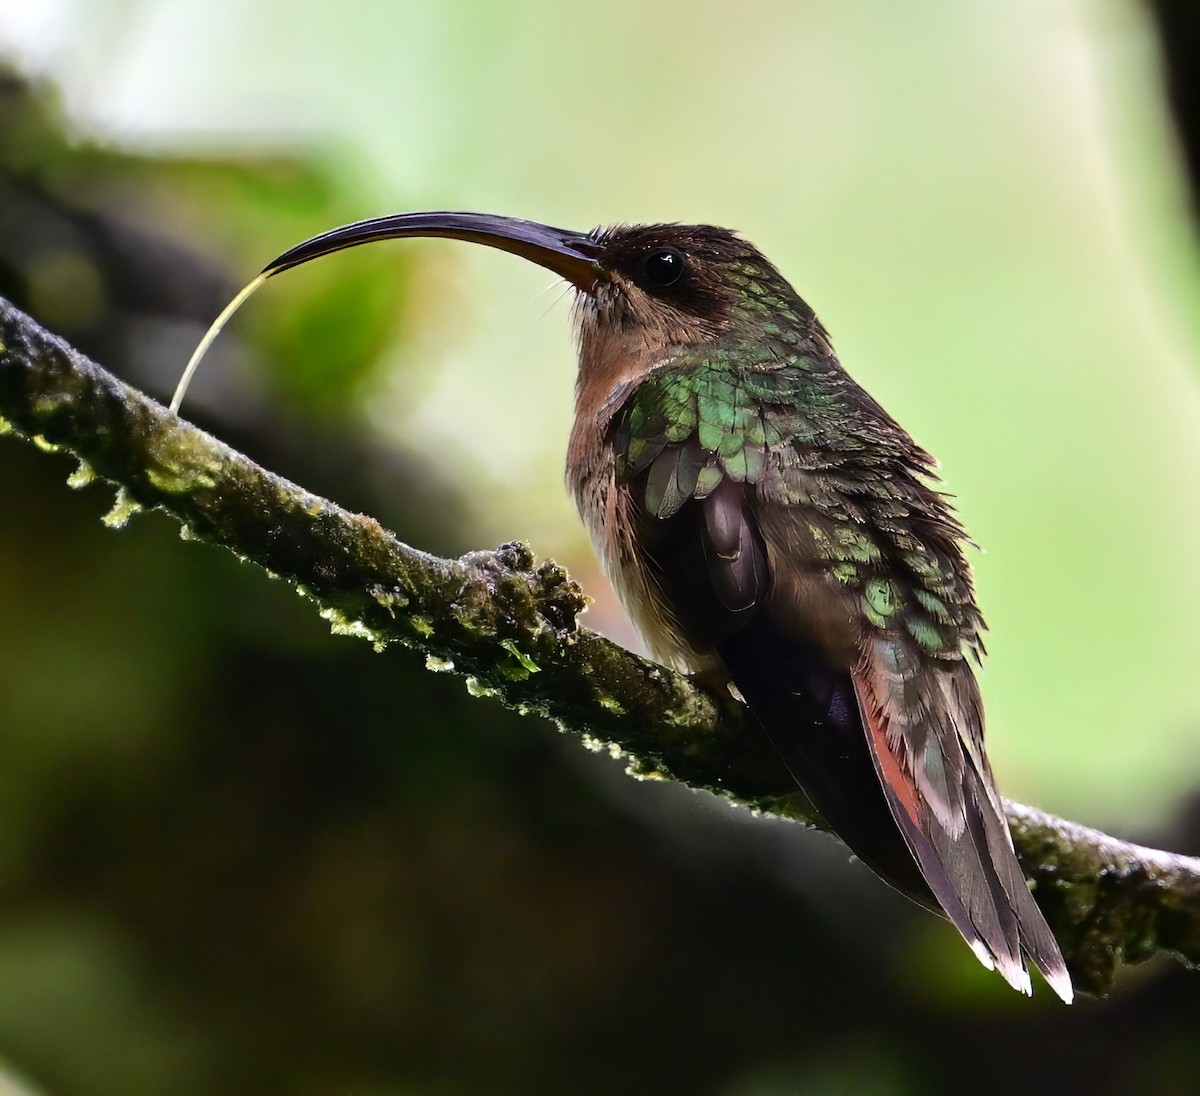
[1145,0,1200,222]
[1,294,1197,997]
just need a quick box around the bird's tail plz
[851,635,1072,1002]
[717,616,1072,1002]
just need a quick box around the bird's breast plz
[567,424,713,672]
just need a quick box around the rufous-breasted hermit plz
[171,212,1072,1002]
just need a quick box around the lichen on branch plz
[1,294,1197,997]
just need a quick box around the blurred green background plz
[1,2,1199,1093]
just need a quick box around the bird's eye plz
[641,248,685,288]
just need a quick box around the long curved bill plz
[264,211,602,290]
[170,211,602,414]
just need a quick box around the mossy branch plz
[1,295,1197,997]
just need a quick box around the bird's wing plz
[612,355,1071,1001]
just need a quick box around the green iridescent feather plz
[611,354,984,660]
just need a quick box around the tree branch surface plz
[1,294,1197,997]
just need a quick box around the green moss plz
[409,616,434,638]
[1057,878,1099,925]
[318,605,385,646]
[146,465,214,494]
[145,432,221,494]
[369,584,409,613]
[66,459,96,489]
[32,395,66,418]
[579,734,624,760]
[501,639,540,675]
[101,487,142,529]
[465,676,500,699]
[425,654,455,673]
[625,755,670,781]
[597,693,626,716]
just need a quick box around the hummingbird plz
[173,212,1072,1001]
